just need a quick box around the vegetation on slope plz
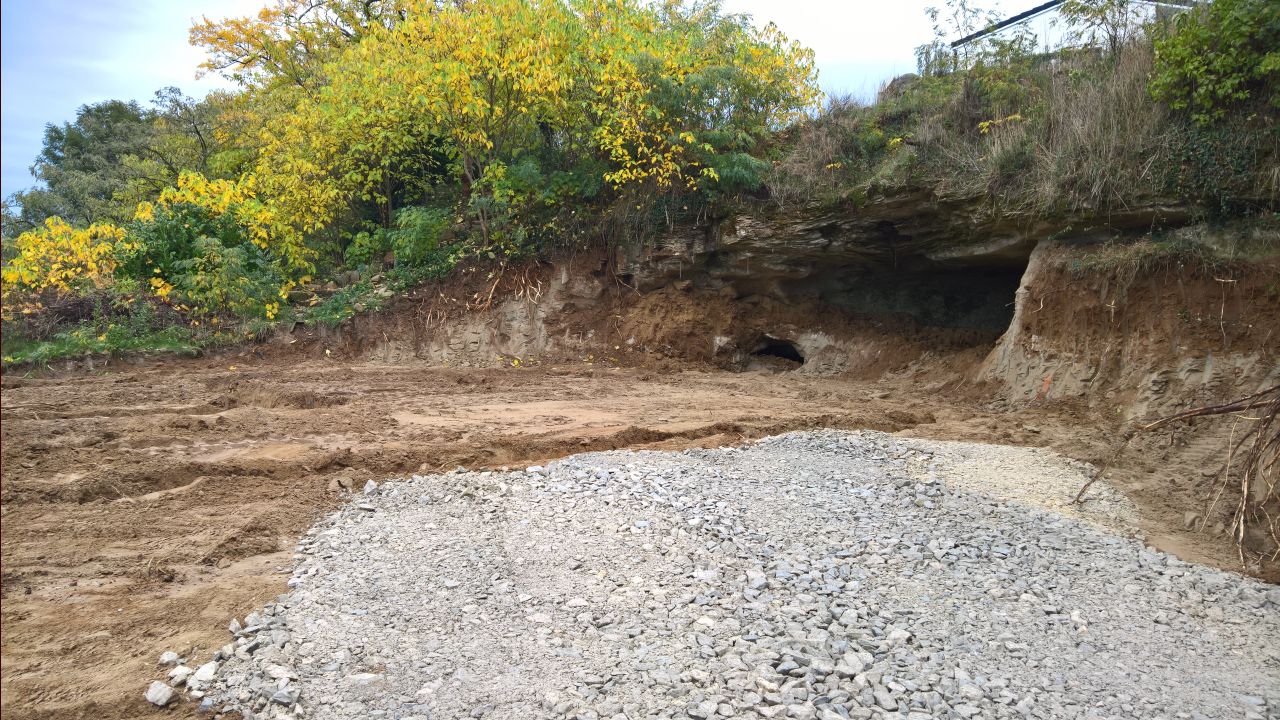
[1,0,1277,365]
[769,0,1279,217]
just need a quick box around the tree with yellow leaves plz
[195,0,821,250]
[314,0,588,241]
[191,0,409,93]
[584,1,820,193]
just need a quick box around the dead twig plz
[1072,432,1134,505]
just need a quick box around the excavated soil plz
[0,350,1267,719]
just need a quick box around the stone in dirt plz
[145,681,174,706]
[191,660,219,685]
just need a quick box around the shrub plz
[0,283,202,366]
[1165,119,1271,214]
[167,236,285,319]
[1149,0,1280,125]
[124,174,298,319]
[765,96,887,206]
[343,227,389,268]
[1,321,199,366]
[1,217,131,305]
[390,206,451,267]
[343,206,453,269]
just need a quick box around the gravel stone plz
[190,660,218,686]
[167,665,192,686]
[145,681,174,706]
[206,431,1280,719]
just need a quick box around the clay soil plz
[0,353,1262,719]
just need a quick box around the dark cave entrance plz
[755,262,1026,345]
[811,267,1026,336]
[751,336,805,365]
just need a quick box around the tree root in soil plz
[1074,385,1280,563]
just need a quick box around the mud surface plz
[0,357,1264,719]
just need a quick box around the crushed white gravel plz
[195,430,1279,720]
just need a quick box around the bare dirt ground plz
[0,354,1256,719]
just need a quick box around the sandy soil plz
[0,355,1253,719]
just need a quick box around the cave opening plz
[777,263,1026,342]
[751,336,805,364]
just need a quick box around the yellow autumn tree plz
[189,0,414,233]
[191,0,408,92]
[192,0,821,251]
[584,0,821,191]
[307,0,587,239]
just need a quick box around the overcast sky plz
[0,0,1026,199]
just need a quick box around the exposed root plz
[1076,385,1280,563]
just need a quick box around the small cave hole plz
[751,336,805,365]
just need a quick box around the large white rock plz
[145,681,174,706]
[191,660,219,684]
[168,665,193,686]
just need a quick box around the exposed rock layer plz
[350,202,1277,417]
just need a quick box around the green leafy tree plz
[916,0,1001,75]
[1060,0,1145,59]
[11,100,152,230]
[115,89,239,211]
[10,89,235,234]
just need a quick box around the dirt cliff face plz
[340,205,1277,405]
[978,238,1280,415]
[318,203,1277,564]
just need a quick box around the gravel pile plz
[196,430,1279,719]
